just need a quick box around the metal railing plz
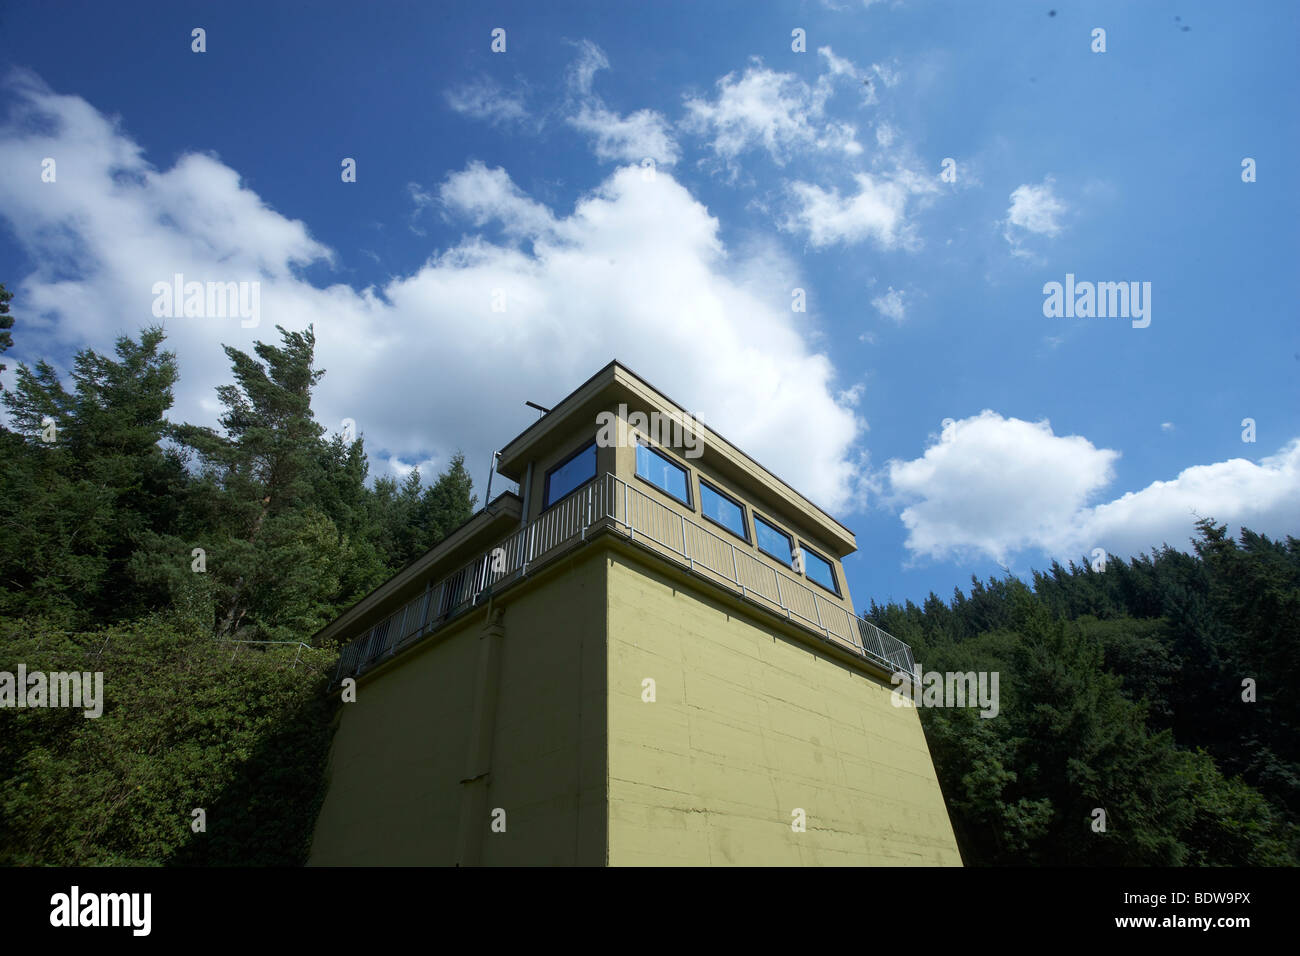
[333,472,914,683]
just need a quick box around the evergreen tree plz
[0,328,183,624]
[167,325,344,641]
[0,282,13,388]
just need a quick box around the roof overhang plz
[497,361,857,556]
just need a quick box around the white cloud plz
[886,411,1300,563]
[887,411,1118,563]
[683,48,867,168]
[445,78,528,127]
[871,287,906,322]
[569,104,679,166]
[1003,177,1067,256]
[785,169,935,249]
[567,39,609,98]
[1007,179,1066,235]
[0,73,868,515]
[1073,442,1300,559]
[565,41,678,165]
[437,161,556,240]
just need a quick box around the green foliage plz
[0,293,479,866]
[0,328,186,624]
[871,524,1300,866]
[5,279,1288,867]
[0,615,336,865]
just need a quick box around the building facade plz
[307,362,962,866]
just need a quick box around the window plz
[698,478,748,542]
[753,514,793,566]
[799,543,840,596]
[636,441,691,506]
[543,439,597,508]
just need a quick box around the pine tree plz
[0,328,182,623]
[169,325,343,641]
[0,283,14,389]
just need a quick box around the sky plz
[0,0,1296,612]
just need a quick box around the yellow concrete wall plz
[479,551,607,865]
[605,550,961,866]
[311,534,959,867]
[308,550,608,866]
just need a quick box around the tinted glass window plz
[636,443,690,504]
[699,481,747,540]
[544,441,596,507]
[754,515,793,564]
[801,546,839,594]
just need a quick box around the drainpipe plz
[519,460,534,527]
[456,606,505,866]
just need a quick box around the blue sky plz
[1,0,1296,611]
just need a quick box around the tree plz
[0,327,183,624]
[0,282,13,388]
[165,325,343,641]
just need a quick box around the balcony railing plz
[333,472,915,684]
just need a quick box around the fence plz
[334,472,914,683]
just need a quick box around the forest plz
[0,281,1295,865]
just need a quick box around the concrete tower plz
[308,362,961,866]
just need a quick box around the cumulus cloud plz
[683,47,868,168]
[887,411,1119,563]
[0,72,868,513]
[784,169,936,249]
[1073,442,1300,559]
[565,41,678,165]
[1003,177,1067,256]
[436,161,556,240]
[871,287,906,322]
[886,410,1300,564]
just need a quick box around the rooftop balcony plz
[332,472,915,686]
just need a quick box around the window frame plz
[797,540,841,597]
[633,438,693,508]
[541,437,598,511]
[752,512,795,567]
[697,476,750,544]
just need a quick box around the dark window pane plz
[545,442,596,507]
[754,515,792,564]
[636,443,690,503]
[700,481,746,540]
[802,547,838,594]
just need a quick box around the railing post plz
[681,512,691,568]
[730,543,739,586]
